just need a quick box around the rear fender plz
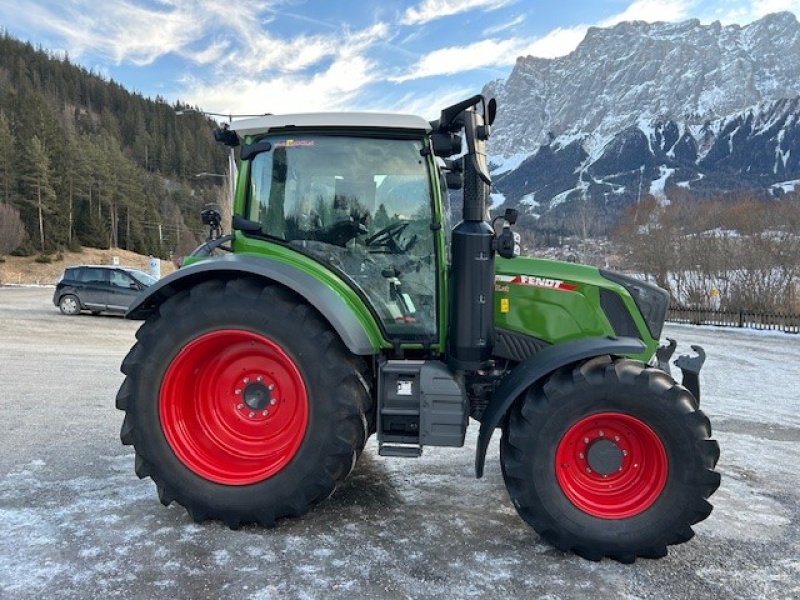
[475,336,646,478]
[126,254,382,356]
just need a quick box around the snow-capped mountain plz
[485,12,800,224]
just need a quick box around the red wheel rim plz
[555,412,668,519]
[159,330,308,485]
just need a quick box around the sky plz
[1,0,799,118]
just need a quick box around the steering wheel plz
[366,222,417,254]
[312,218,368,247]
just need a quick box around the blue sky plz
[1,0,798,118]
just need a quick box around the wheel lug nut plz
[269,398,277,406]
[235,389,242,395]
[614,436,620,442]
[237,403,244,409]
[578,452,585,459]
[622,450,628,456]
[583,437,589,444]
[249,411,255,419]
[243,377,250,384]
[256,376,263,382]
[585,467,592,474]
[599,430,604,437]
[262,410,269,416]
[268,384,275,391]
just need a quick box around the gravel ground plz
[1,286,799,599]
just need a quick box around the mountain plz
[485,12,800,229]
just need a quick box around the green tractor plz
[117,95,720,562]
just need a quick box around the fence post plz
[738,310,743,328]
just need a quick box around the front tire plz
[500,355,720,562]
[116,278,371,528]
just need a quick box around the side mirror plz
[503,208,518,225]
[213,124,240,147]
[431,132,462,157]
[129,281,139,290]
[232,215,262,233]
[240,140,272,161]
[486,98,497,126]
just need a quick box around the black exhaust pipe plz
[444,97,496,371]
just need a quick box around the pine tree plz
[0,111,15,204]
[18,136,57,251]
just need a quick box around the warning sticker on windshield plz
[273,139,315,148]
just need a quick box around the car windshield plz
[127,269,157,286]
[247,134,437,339]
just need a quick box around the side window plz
[78,268,108,285]
[109,270,133,288]
[247,135,438,340]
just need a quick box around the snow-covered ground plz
[1,289,799,599]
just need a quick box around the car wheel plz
[59,294,81,316]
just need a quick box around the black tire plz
[59,294,81,315]
[91,310,102,316]
[116,277,372,528]
[500,355,720,563]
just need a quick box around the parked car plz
[53,265,157,316]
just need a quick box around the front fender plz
[475,336,645,478]
[126,254,383,356]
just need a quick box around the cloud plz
[0,1,391,113]
[182,50,379,115]
[599,0,694,26]
[391,37,528,82]
[0,0,212,66]
[392,0,701,81]
[482,14,526,36]
[400,0,514,26]
[523,26,590,58]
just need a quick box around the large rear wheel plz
[500,355,720,562]
[116,278,372,528]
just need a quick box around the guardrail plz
[667,306,800,334]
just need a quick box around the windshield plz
[127,269,157,286]
[247,134,437,339]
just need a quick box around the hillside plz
[0,247,176,286]
[0,33,228,258]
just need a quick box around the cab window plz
[247,135,437,340]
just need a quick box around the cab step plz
[378,444,422,458]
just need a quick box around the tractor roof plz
[229,112,432,136]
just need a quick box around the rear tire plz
[116,277,372,528]
[500,355,720,562]
[59,294,80,315]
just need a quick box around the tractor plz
[117,95,720,562]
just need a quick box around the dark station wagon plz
[53,265,157,316]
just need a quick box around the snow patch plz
[489,193,506,210]
[490,152,532,175]
[771,179,800,193]
[649,166,675,204]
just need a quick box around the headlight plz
[600,270,670,340]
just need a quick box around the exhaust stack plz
[433,96,497,370]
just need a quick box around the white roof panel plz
[230,112,431,136]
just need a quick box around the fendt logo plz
[495,275,578,292]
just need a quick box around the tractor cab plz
[238,126,439,341]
